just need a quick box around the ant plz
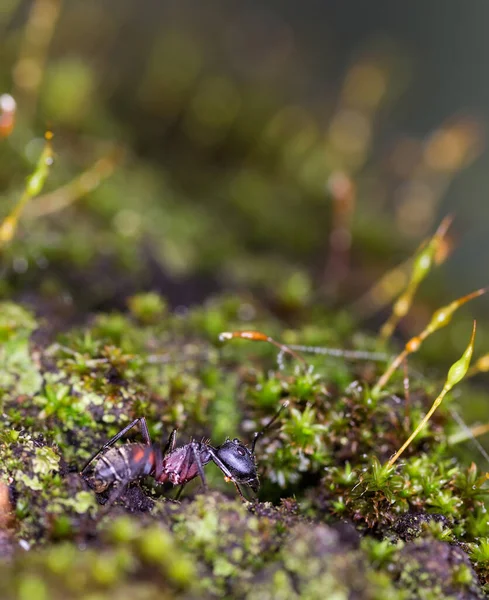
[81,403,287,507]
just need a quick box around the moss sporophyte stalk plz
[0,131,54,248]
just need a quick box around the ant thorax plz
[157,442,212,485]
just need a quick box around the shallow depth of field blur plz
[2,2,489,430]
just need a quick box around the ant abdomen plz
[87,442,154,492]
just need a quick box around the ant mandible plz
[81,402,287,507]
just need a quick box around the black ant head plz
[212,403,288,495]
[215,439,260,493]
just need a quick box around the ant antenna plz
[219,330,308,371]
[251,401,289,454]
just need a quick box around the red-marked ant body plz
[82,329,305,509]
[81,404,287,506]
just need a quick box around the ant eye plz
[236,446,246,456]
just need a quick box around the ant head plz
[215,439,259,493]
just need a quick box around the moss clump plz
[2,520,197,600]
[127,292,168,325]
[391,540,484,600]
[0,292,488,597]
[0,302,43,400]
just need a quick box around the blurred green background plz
[1,0,488,351]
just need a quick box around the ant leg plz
[154,429,177,480]
[251,401,289,454]
[207,447,234,481]
[206,448,250,502]
[139,418,151,445]
[103,482,128,509]
[190,442,208,492]
[174,483,187,501]
[81,417,150,476]
[93,482,129,520]
[100,444,155,514]
[233,482,247,501]
[163,429,177,454]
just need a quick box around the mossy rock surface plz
[0,294,488,599]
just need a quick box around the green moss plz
[0,302,42,400]
[127,292,167,325]
[390,540,484,599]
[0,294,487,597]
